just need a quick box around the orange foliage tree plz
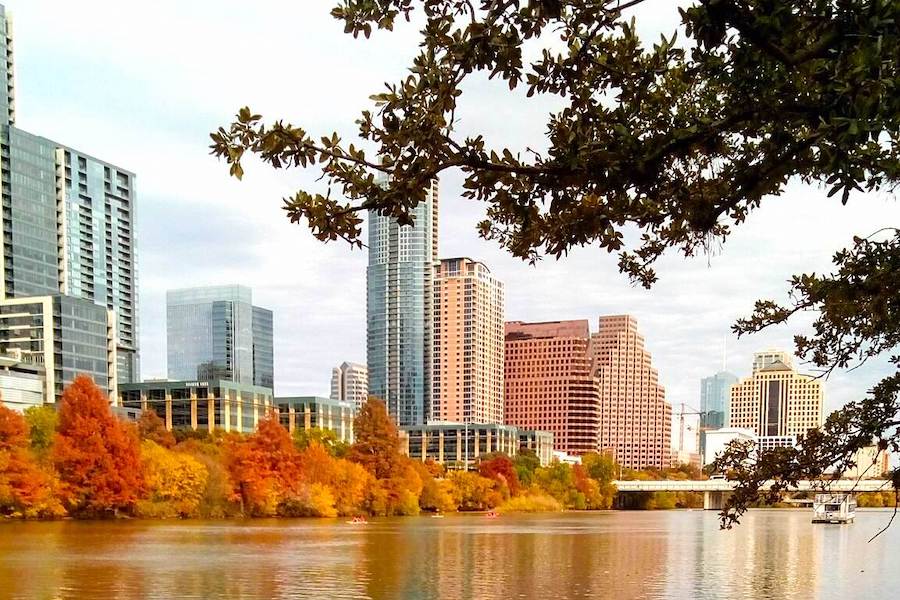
[225,412,303,516]
[349,397,404,479]
[137,410,176,449]
[52,375,144,517]
[0,404,63,517]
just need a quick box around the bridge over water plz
[613,479,892,510]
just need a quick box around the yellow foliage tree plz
[138,441,209,518]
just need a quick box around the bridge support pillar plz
[704,491,729,511]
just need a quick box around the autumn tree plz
[448,470,499,511]
[349,397,404,479]
[137,410,176,449]
[52,376,144,517]
[225,413,303,516]
[138,441,209,518]
[478,454,520,496]
[294,427,350,457]
[23,405,58,459]
[0,404,63,518]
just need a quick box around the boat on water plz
[347,516,369,525]
[812,493,857,524]
[485,511,500,519]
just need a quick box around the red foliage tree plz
[137,410,175,449]
[478,455,520,495]
[52,375,144,517]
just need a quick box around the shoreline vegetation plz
[2,376,895,521]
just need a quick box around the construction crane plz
[675,403,706,454]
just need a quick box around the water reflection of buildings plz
[676,511,821,598]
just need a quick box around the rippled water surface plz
[1,510,897,599]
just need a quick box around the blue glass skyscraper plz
[367,179,439,426]
[700,371,738,430]
[167,285,273,390]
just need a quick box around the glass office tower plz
[251,305,274,389]
[167,285,273,389]
[366,179,439,426]
[0,3,139,391]
[700,371,738,430]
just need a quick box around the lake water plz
[0,510,896,599]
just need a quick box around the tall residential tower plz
[366,179,439,426]
[592,315,672,470]
[432,258,504,424]
[331,361,369,410]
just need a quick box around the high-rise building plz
[504,320,600,455]
[752,349,794,373]
[729,354,824,438]
[0,4,139,387]
[367,179,439,426]
[330,361,368,410]
[699,370,738,457]
[166,285,273,389]
[700,371,738,430]
[592,315,672,470]
[432,258,504,424]
[251,305,274,389]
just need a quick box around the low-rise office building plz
[275,396,355,444]
[518,429,554,467]
[119,379,274,434]
[0,295,117,402]
[0,351,45,410]
[401,422,554,468]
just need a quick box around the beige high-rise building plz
[504,320,600,455]
[592,315,672,470]
[729,354,824,437]
[432,258,504,424]
[330,361,369,410]
[752,349,795,373]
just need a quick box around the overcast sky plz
[9,2,898,440]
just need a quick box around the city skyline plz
[4,0,898,414]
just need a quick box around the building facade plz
[700,371,738,430]
[0,351,44,410]
[251,305,274,389]
[330,361,368,410]
[119,379,274,434]
[166,285,273,389]
[431,258,504,424]
[0,295,117,402]
[276,396,355,444]
[401,422,523,468]
[592,315,672,470]
[752,350,794,373]
[504,320,600,455]
[0,4,139,389]
[367,178,438,426]
[729,355,824,438]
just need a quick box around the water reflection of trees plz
[360,514,671,598]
